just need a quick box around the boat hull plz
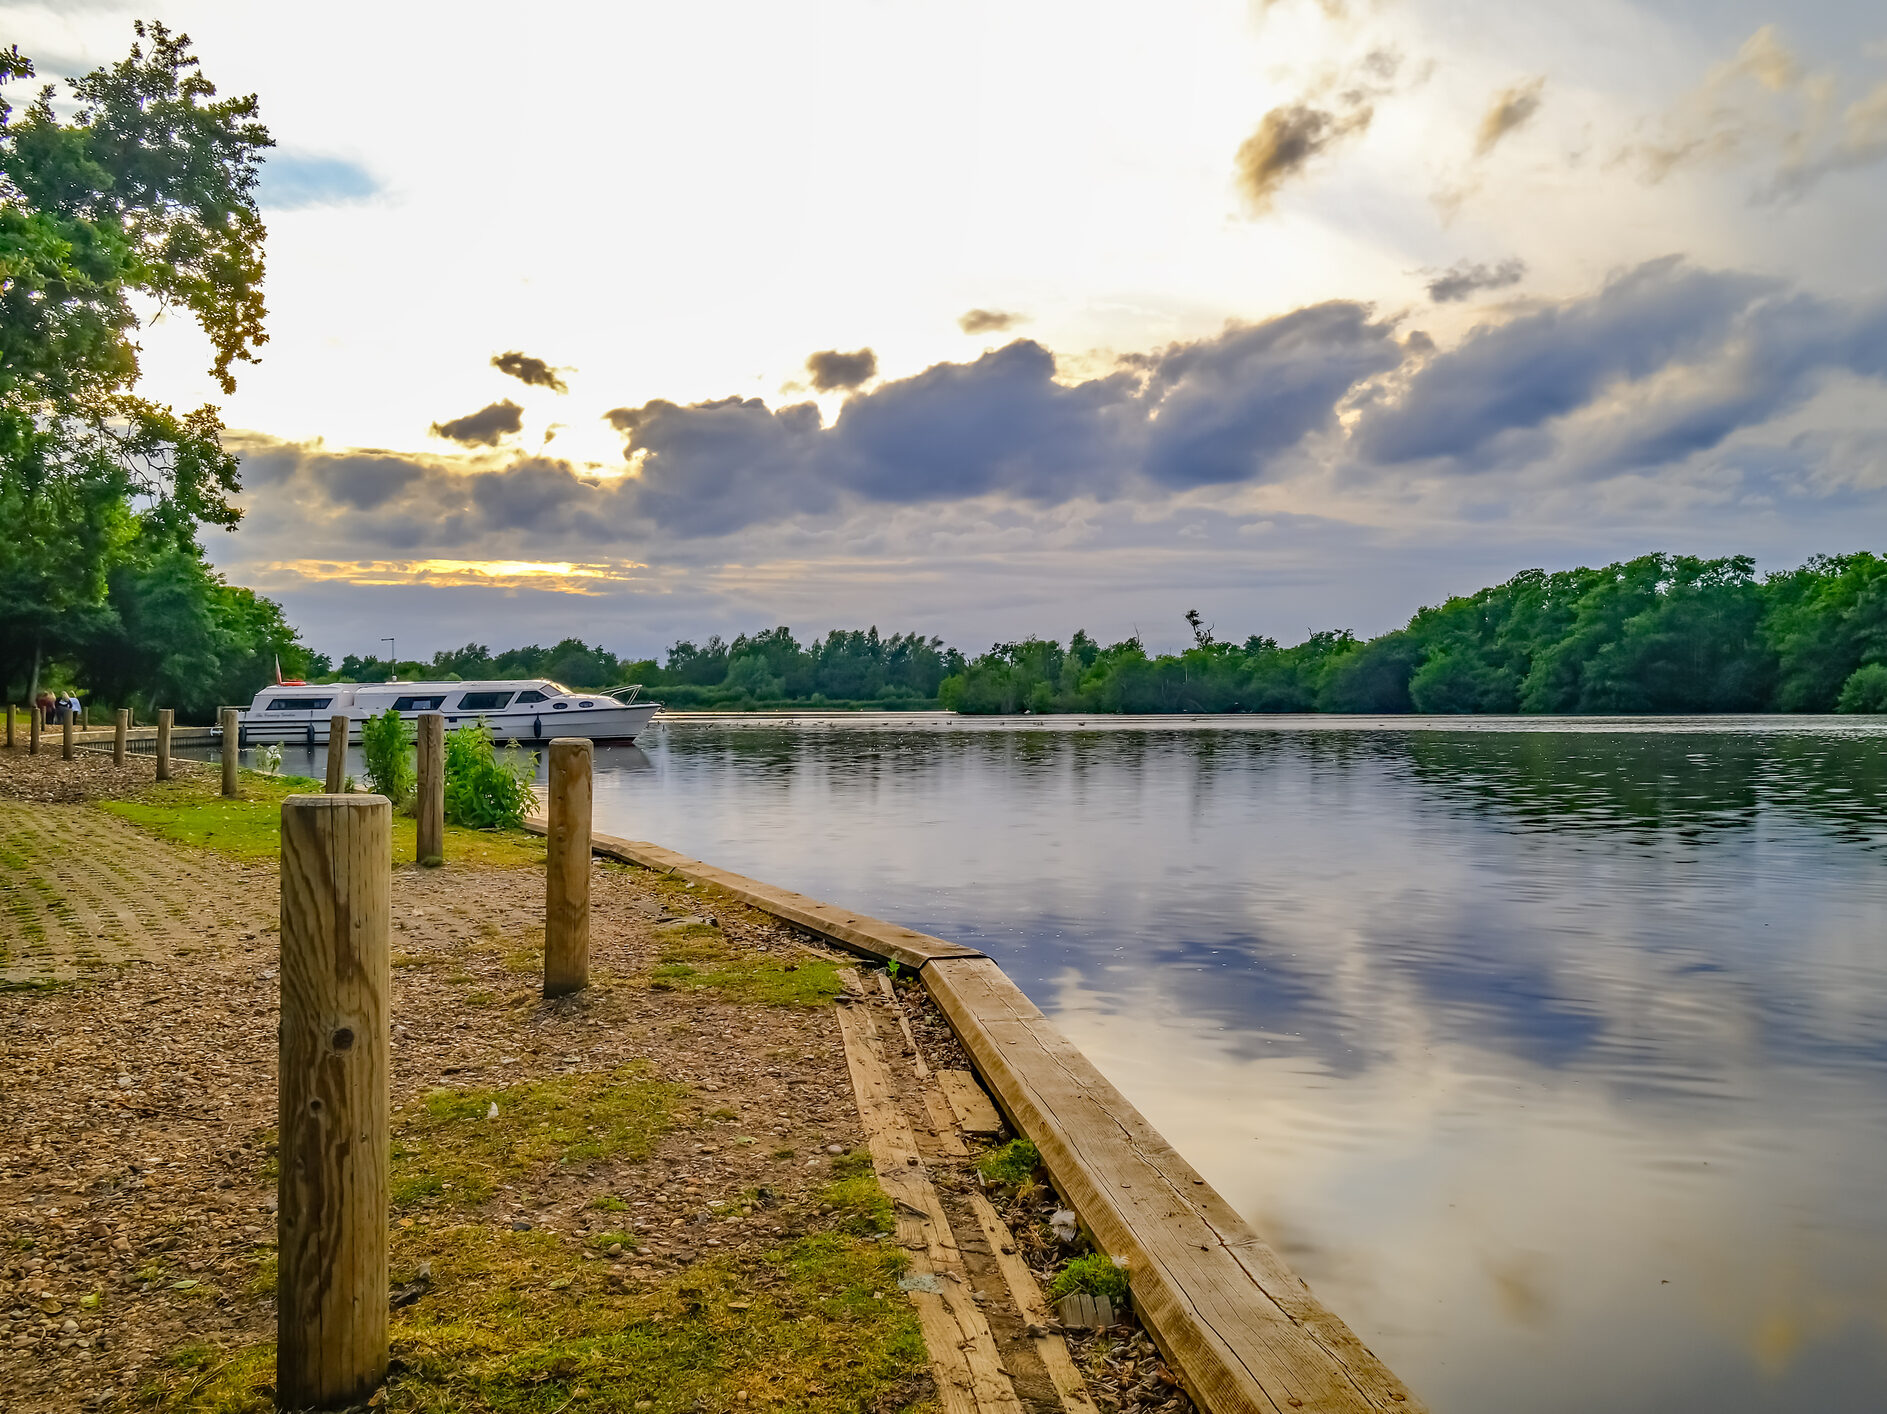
[238,702,660,746]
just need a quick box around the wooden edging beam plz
[531,817,1420,1413]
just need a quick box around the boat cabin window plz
[515,689,547,704]
[552,701,569,710]
[391,695,447,712]
[458,691,513,711]
[266,696,334,711]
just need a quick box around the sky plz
[9,0,1887,661]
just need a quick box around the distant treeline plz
[319,552,1887,716]
[942,553,1887,715]
[324,627,965,709]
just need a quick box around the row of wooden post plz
[5,704,172,775]
[276,731,590,1408]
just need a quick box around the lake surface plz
[268,715,1887,1411]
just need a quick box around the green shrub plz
[361,707,414,809]
[1836,663,1887,713]
[443,723,537,830]
[1048,1251,1130,1305]
[974,1138,1039,1188]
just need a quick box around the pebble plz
[825,1143,844,1154]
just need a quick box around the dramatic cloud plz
[960,309,1027,335]
[256,152,380,210]
[429,400,524,447]
[805,348,879,392]
[1475,78,1545,157]
[1357,256,1887,474]
[1427,258,1527,303]
[1234,102,1373,211]
[491,351,569,393]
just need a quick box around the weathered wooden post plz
[81,703,88,730]
[155,709,173,781]
[6,704,14,749]
[278,794,391,1410]
[114,709,129,767]
[62,710,74,761]
[325,715,349,794]
[415,711,445,867]
[544,737,592,997]
[220,706,240,797]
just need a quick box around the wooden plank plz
[522,819,985,971]
[938,1069,1006,1137]
[966,1190,1100,1414]
[925,957,1422,1414]
[833,972,1023,1414]
[879,972,933,1080]
[921,1090,971,1158]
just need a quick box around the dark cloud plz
[1357,256,1887,473]
[491,351,569,393]
[1427,258,1528,303]
[1474,78,1545,157]
[805,348,878,392]
[429,400,524,447]
[1234,102,1373,211]
[959,309,1027,335]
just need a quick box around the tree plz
[1,25,276,702]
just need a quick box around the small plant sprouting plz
[1048,1251,1130,1305]
[360,707,415,810]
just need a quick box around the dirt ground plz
[0,746,1192,1414]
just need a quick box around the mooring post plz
[62,711,74,761]
[114,709,129,767]
[220,707,240,797]
[544,737,592,997]
[278,793,391,1410]
[155,709,173,782]
[416,711,445,867]
[6,704,14,749]
[29,707,40,756]
[325,715,349,794]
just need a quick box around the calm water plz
[269,716,1887,1411]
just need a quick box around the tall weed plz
[361,707,415,810]
[444,722,537,830]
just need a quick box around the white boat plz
[237,679,661,746]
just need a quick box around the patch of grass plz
[142,1224,928,1414]
[589,1229,639,1251]
[974,1138,1040,1189]
[391,1064,691,1209]
[821,1150,893,1236]
[244,1251,277,1297]
[1048,1251,1130,1305]
[649,937,842,1008]
[392,951,434,969]
[589,1194,628,1213]
[99,775,546,867]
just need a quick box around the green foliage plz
[1048,1252,1130,1304]
[1,26,285,706]
[651,936,843,1008]
[442,722,535,830]
[361,707,414,808]
[1837,663,1887,713]
[974,1138,1040,1188]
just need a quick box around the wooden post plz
[415,712,445,867]
[30,706,40,756]
[221,706,240,797]
[114,709,129,766]
[62,711,74,761]
[5,704,13,749]
[544,737,592,997]
[278,794,391,1410]
[155,709,173,781]
[325,715,349,794]
[81,703,88,730]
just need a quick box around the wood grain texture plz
[62,712,73,761]
[966,1190,1099,1414]
[278,795,391,1410]
[415,712,444,866]
[154,709,171,781]
[325,716,348,793]
[520,825,986,971]
[938,1069,1005,1137]
[543,738,591,997]
[834,974,1024,1414]
[924,957,1422,1414]
[220,707,240,797]
[114,709,128,766]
